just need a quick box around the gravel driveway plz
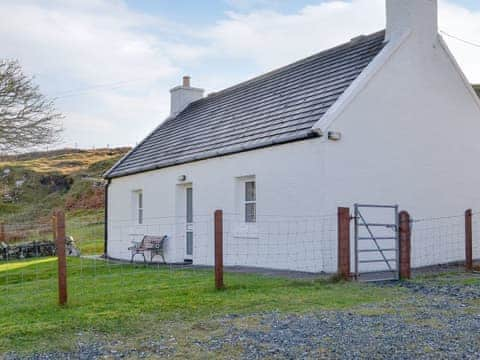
[6,274,480,360]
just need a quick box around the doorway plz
[185,186,193,261]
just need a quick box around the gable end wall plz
[325,33,480,267]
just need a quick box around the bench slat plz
[136,235,166,250]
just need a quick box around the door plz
[185,187,193,261]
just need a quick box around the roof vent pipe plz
[170,75,204,117]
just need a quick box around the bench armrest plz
[128,241,141,250]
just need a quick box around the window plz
[135,191,143,224]
[245,181,256,223]
[186,187,193,223]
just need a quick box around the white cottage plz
[105,0,480,274]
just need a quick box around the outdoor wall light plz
[328,131,342,141]
[178,175,187,182]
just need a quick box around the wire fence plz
[0,206,479,308]
[0,211,339,308]
[105,213,338,273]
[410,213,467,270]
[222,213,337,273]
[472,213,480,265]
[0,220,56,304]
[407,211,480,272]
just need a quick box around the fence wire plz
[222,213,337,273]
[472,213,480,264]
[0,212,338,308]
[410,213,466,270]
[406,211,480,273]
[0,220,57,307]
[0,208,479,308]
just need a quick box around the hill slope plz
[474,84,480,98]
[0,148,129,223]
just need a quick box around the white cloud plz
[0,0,195,148]
[63,88,170,148]
[0,0,177,85]
[224,0,286,11]
[0,0,478,149]
[206,0,385,69]
[439,0,480,83]
[206,0,480,81]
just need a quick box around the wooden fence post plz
[52,214,57,243]
[465,209,473,272]
[0,223,5,243]
[337,207,351,280]
[214,210,224,290]
[54,210,68,305]
[399,211,411,280]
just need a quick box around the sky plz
[0,0,479,150]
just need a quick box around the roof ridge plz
[106,30,386,179]
[195,30,385,104]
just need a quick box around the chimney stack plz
[386,0,438,42]
[170,76,204,117]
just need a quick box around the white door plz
[185,187,193,261]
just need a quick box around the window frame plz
[135,190,144,225]
[186,186,193,224]
[244,180,256,223]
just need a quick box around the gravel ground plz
[5,274,480,360]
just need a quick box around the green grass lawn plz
[1,210,104,256]
[0,257,403,355]
[66,210,104,255]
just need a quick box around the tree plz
[0,59,62,152]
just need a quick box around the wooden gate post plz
[214,210,224,290]
[54,210,68,305]
[465,209,473,272]
[337,207,351,280]
[399,211,411,280]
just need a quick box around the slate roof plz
[106,30,386,179]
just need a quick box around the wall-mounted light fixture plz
[178,175,187,182]
[328,131,342,141]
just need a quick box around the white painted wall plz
[323,28,480,269]
[108,0,480,273]
[107,139,339,273]
[170,85,204,117]
[385,0,438,42]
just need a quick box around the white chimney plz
[386,0,438,42]
[170,76,204,116]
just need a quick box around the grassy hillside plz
[0,147,129,225]
[474,84,480,98]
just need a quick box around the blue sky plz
[125,0,480,19]
[125,1,318,23]
[0,0,479,150]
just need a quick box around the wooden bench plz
[128,235,167,264]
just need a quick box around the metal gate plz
[354,204,399,282]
